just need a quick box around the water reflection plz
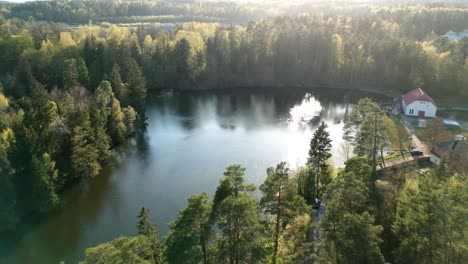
[288,93,323,129]
[3,89,379,264]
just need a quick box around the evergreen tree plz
[0,127,18,231]
[77,57,89,87]
[393,175,468,264]
[137,207,165,264]
[109,63,127,103]
[213,165,264,264]
[321,172,385,264]
[123,106,137,136]
[71,116,101,179]
[91,81,113,160]
[296,166,316,205]
[277,214,316,264]
[344,98,389,170]
[322,212,386,264]
[109,97,127,144]
[31,153,59,212]
[23,84,58,154]
[63,58,79,89]
[125,59,147,114]
[173,38,191,81]
[259,162,309,263]
[93,81,113,127]
[343,157,374,190]
[165,193,213,264]
[307,121,332,198]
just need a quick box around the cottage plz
[430,135,468,175]
[402,88,437,118]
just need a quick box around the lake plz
[0,88,386,264]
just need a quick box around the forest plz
[0,0,467,263]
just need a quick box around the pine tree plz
[321,172,385,264]
[212,165,264,264]
[393,174,468,263]
[165,193,213,264]
[344,98,388,170]
[277,214,316,264]
[260,162,309,264]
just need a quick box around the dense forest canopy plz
[1,3,467,98]
[0,1,467,263]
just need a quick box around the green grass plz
[387,115,411,149]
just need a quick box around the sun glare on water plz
[285,93,324,168]
[288,93,323,129]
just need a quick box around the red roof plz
[431,145,446,158]
[402,88,435,105]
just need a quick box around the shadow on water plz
[0,135,151,263]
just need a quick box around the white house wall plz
[403,101,437,117]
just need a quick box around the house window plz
[409,109,414,114]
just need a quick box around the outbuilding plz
[402,88,437,118]
[430,135,468,175]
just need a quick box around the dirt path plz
[308,203,325,260]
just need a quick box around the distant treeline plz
[0,0,271,24]
[2,0,468,35]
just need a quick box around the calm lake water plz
[1,89,386,264]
